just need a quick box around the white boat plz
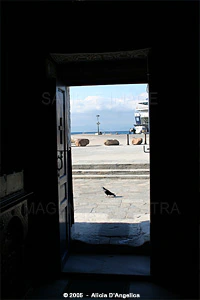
[133,98,149,134]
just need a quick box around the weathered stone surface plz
[104,139,119,146]
[132,137,143,145]
[0,171,24,198]
[75,139,89,147]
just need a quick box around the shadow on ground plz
[70,221,150,255]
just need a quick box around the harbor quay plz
[70,134,150,248]
[71,133,150,165]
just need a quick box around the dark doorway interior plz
[1,1,199,298]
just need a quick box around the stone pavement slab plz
[71,178,150,247]
[73,179,149,222]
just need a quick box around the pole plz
[144,133,147,144]
[127,134,129,145]
[96,115,100,135]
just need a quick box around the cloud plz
[70,92,148,113]
[71,110,136,132]
[84,95,102,102]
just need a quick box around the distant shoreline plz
[71,131,133,135]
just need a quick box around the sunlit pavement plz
[71,174,150,247]
[71,134,150,165]
[71,134,150,248]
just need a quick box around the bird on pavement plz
[102,187,116,197]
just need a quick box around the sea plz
[71,130,131,135]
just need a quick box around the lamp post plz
[96,114,100,135]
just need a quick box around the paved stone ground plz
[71,178,150,247]
[73,178,150,223]
[71,134,150,165]
[71,134,150,248]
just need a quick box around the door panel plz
[65,87,74,225]
[56,87,73,266]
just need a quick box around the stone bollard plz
[75,139,90,146]
[104,139,119,146]
[132,137,143,145]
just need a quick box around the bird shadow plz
[105,195,123,198]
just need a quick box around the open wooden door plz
[56,86,74,267]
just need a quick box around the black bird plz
[102,187,116,197]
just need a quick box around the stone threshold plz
[72,175,150,179]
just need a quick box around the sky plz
[70,84,148,132]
